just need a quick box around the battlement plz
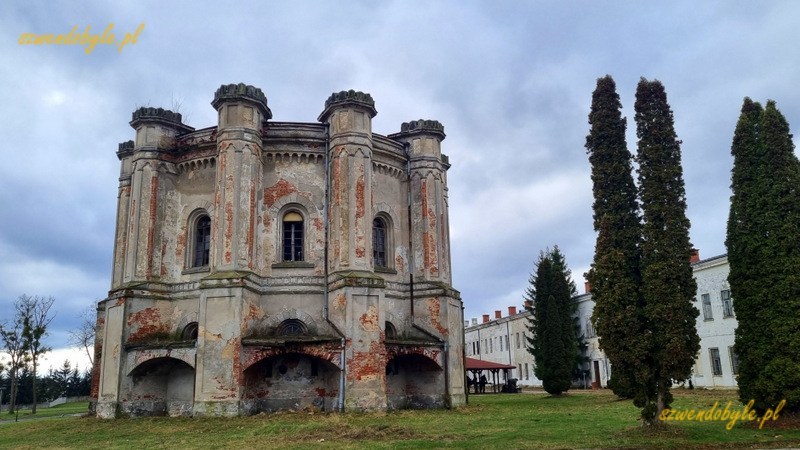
[396,119,446,140]
[130,107,194,132]
[212,83,272,119]
[319,90,377,121]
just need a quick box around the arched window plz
[282,211,304,262]
[192,215,211,268]
[277,319,307,336]
[181,322,199,341]
[373,217,387,268]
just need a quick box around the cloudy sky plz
[1,1,799,371]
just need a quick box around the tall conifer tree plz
[728,98,800,413]
[525,247,578,395]
[585,76,647,401]
[634,78,699,423]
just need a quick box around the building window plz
[489,339,493,353]
[477,341,480,355]
[373,217,387,268]
[702,293,713,320]
[721,290,734,318]
[525,363,529,380]
[282,211,304,261]
[516,332,520,349]
[277,319,307,336]
[710,348,723,376]
[729,346,739,375]
[586,320,596,338]
[181,322,198,341]
[192,215,211,267]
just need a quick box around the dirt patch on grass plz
[305,423,419,441]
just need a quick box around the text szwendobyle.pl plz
[659,399,786,430]
[18,23,144,54]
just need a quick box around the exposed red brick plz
[332,157,341,205]
[333,293,347,311]
[241,342,342,372]
[315,387,326,397]
[160,241,167,277]
[145,176,159,278]
[395,255,405,273]
[176,228,186,259]
[426,297,448,337]
[359,305,379,331]
[347,340,386,382]
[263,179,298,208]
[248,181,256,267]
[355,164,365,219]
[313,217,324,232]
[127,307,168,342]
[421,180,428,220]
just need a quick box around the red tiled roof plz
[464,356,515,370]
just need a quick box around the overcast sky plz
[1,1,799,371]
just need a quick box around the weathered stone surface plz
[93,85,463,418]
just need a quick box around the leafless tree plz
[0,298,30,414]
[68,304,96,367]
[19,294,55,414]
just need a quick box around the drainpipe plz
[322,122,346,412]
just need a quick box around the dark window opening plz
[181,322,199,341]
[385,321,397,339]
[277,319,307,336]
[194,215,211,267]
[729,347,739,375]
[710,348,723,376]
[721,290,734,318]
[283,212,304,261]
[264,361,272,378]
[373,218,387,268]
[311,360,319,377]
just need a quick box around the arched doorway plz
[385,353,444,410]
[242,352,340,414]
[126,357,195,417]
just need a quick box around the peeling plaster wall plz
[95,87,464,417]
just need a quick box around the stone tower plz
[92,84,465,417]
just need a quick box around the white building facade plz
[465,253,739,390]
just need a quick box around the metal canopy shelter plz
[464,357,516,394]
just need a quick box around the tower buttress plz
[123,108,193,283]
[390,120,451,284]
[211,83,270,272]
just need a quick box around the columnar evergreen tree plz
[585,75,647,401]
[727,98,800,413]
[587,76,700,425]
[634,78,700,423]
[525,246,578,395]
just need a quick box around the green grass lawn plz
[1,390,798,449]
[1,401,89,421]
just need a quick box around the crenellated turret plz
[211,83,269,271]
[390,120,452,284]
[319,90,377,272]
[130,107,194,150]
[117,108,194,284]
